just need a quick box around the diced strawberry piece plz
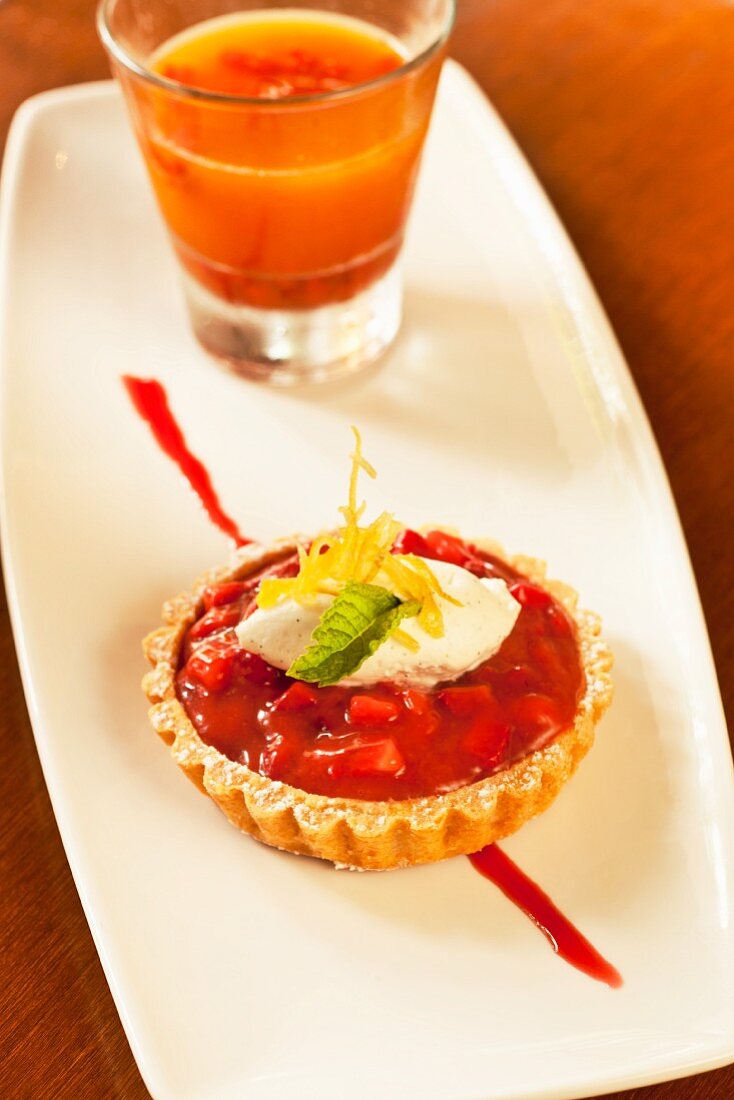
[512,694,564,733]
[400,689,439,736]
[308,735,405,778]
[508,581,553,609]
[188,603,241,640]
[423,530,472,565]
[424,529,472,565]
[187,616,219,642]
[345,737,405,776]
[186,638,238,692]
[239,650,282,686]
[423,530,487,575]
[348,694,400,726]
[463,720,510,769]
[259,734,297,781]
[438,684,495,717]
[202,581,249,610]
[401,688,432,715]
[272,682,319,712]
[392,529,432,557]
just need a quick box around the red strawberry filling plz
[176,535,585,801]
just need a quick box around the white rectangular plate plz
[1,69,733,1100]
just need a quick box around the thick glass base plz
[183,263,402,385]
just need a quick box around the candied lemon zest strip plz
[391,627,421,652]
[257,428,461,639]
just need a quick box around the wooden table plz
[1,1,732,1096]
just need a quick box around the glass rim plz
[96,0,456,107]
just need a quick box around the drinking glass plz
[98,0,455,384]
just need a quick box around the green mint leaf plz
[287,582,420,687]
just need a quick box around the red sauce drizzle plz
[469,844,622,988]
[122,376,250,547]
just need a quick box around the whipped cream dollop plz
[235,558,521,689]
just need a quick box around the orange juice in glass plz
[98,1,454,384]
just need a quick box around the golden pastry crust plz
[142,535,613,870]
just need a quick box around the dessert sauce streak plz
[122,375,250,547]
[469,844,623,988]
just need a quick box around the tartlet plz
[142,531,612,870]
